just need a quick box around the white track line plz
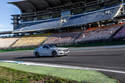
[1,60,125,74]
[70,45,125,50]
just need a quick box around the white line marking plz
[70,45,125,51]
[1,60,125,74]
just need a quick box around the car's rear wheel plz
[35,52,40,57]
[52,51,57,57]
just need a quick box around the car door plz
[42,45,50,56]
[38,46,44,56]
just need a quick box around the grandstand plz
[76,24,123,43]
[0,38,19,49]
[9,0,124,34]
[114,25,125,39]
[44,32,82,45]
[11,34,50,48]
[0,0,125,49]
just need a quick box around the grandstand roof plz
[9,0,95,13]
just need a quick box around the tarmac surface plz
[0,45,125,83]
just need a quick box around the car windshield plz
[48,44,56,48]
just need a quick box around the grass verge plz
[0,62,118,83]
[0,47,34,53]
[0,66,80,83]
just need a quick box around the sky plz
[0,0,21,32]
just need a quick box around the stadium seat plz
[0,38,19,49]
[12,34,50,47]
[114,25,125,39]
[44,32,81,44]
[76,24,122,43]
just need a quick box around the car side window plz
[43,45,49,49]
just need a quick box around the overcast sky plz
[0,0,20,32]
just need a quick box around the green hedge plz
[60,40,125,47]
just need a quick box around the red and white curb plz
[1,60,125,74]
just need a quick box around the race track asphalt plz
[0,45,125,83]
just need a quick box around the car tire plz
[52,51,57,57]
[35,52,40,57]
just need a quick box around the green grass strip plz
[0,48,34,53]
[0,66,79,83]
[0,62,118,83]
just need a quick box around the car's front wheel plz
[52,51,58,57]
[35,52,40,57]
